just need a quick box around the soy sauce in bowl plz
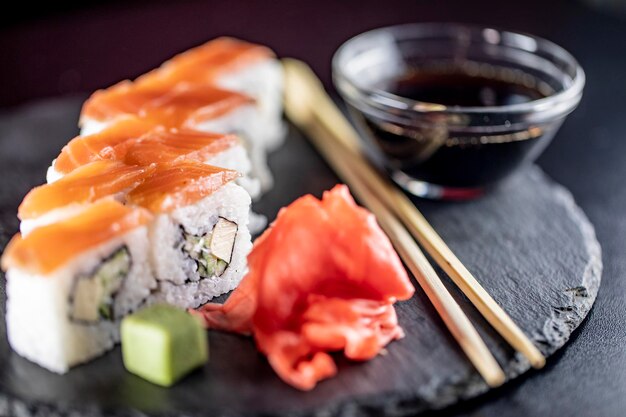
[333,24,585,199]
[385,64,548,107]
[359,62,554,195]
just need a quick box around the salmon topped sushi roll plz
[1,37,284,375]
[137,37,285,151]
[127,161,252,308]
[21,161,155,234]
[81,82,274,192]
[1,200,155,374]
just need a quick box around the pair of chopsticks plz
[282,58,545,387]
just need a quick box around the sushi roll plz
[1,200,155,373]
[137,37,285,151]
[80,82,274,192]
[20,160,154,235]
[126,161,253,308]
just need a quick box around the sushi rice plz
[213,58,286,152]
[148,182,252,308]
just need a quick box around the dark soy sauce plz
[356,62,556,191]
[386,66,547,107]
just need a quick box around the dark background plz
[0,0,621,107]
[1,1,625,416]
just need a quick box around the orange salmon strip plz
[81,81,253,128]
[3,200,152,275]
[137,37,274,88]
[19,161,155,220]
[54,117,157,175]
[122,129,238,166]
[126,161,240,213]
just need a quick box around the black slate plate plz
[0,98,602,417]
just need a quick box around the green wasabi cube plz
[121,304,208,387]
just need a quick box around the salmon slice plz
[54,117,157,175]
[193,185,415,390]
[137,37,274,88]
[122,128,239,166]
[81,81,163,123]
[81,81,254,128]
[19,161,154,220]
[126,161,240,213]
[2,199,152,275]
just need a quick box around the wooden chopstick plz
[282,58,546,370]
[284,63,507,388]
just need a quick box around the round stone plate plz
[0,98,602,417]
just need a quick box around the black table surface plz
[1,1,625,416]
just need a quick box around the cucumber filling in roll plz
[69,247,131,323]
[182,217,238,280]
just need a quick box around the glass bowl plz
[333,23,585,199]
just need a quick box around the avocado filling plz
[70,247,131,323]
[182,217,237,279]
